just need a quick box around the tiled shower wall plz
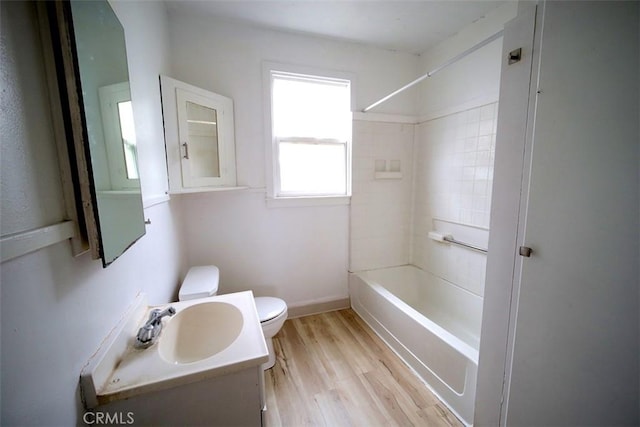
[415,103,497,229]
[350,120,414,271]
[350,102,498,297]
[412,102,498,296]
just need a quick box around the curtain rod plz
[362,29,504,113]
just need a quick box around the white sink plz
[159,301,244,364]
[80,291,268,409]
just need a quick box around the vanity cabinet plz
[94,366,263,426]
[160,76,238,192]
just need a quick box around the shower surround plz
[349,101,498,425]
[350,101,497,294]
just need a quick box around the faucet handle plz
[149,307,176,324]
[136,323,155,345]
[135,306,176,349]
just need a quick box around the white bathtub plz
[349,265,482,426]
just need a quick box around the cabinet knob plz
[182,142,189,159]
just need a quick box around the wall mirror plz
[44,0,145,267]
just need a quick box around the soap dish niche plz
[374,159,402,179]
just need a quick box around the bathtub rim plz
[358,264,485,299]
[351,265,480,364]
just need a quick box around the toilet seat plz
[255,297,287,323]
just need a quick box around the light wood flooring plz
[264,309,462,427]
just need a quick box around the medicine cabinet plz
[40,0,146,267]
[160,76,238,192]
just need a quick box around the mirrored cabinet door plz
[177,90,223,187]
[42,0,146,267]
[161,76,237,192]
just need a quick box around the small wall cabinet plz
[160,76,238,192]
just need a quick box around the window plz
[267,68,352,203]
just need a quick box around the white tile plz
[478,135,492,151]
[463,166,475,181]
[473,195,487,211]
[474,166,490,180]
[352,112,492,293]
[480,103,495,121]
[463,151,477,166]
[479,119,494,136]
[476,150,492,167]
[465,122,480,138]
[466,107,481,124]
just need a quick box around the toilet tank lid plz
[179,266,219,300]
[254,297,287,322]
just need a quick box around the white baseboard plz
[287,297,351,319]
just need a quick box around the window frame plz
[263,62,354,207]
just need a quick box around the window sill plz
[266,195,351,208]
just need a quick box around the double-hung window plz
[267,68,352,203]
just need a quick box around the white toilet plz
[178,265,288,370]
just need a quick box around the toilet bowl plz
[253,296,287,369]
[178,266,287,370]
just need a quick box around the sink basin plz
[80,292,269,410]
[159,301,244,364]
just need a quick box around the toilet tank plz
[179,266,220,301]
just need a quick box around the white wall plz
[417,2,517,120]
[114,1,174,206]
[0,2,185,425]
[168,9,419,189]
[167,10,419,309]
[178,191,349,306]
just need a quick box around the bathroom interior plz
[1,0,638,426]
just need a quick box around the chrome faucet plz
[134,307,176,349]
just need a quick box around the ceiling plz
[165,1,507,55]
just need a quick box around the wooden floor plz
[264,309,462,427]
